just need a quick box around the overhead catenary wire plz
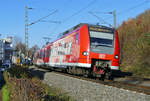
[104,0,149,20]
[28,10,58,26]
[48,0,97,37]
[88,11,113,27]
[40,20,61,24]
[118,0,149,15]
[62,0,97,23]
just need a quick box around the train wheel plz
[66,68,69,73]
[67,67,72,74]
[105,71,113,80]
[99,74,104,81]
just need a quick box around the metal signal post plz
[25,6,28,51]
[113,10,116,29]
[108,10,117,29]
[25,6,33,57]
[25,7,57,52]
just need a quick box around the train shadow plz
[28,66,52,80]
[112,70,133,78]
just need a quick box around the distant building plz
[0,40,4,65]
[0,37,13,66]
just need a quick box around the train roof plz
[59,23,114,37]
[44,23,114,48]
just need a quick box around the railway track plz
[30,66,150,95]
[53,71,150,95]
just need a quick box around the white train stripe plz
[48,62,91,68]
[37,62,119,70]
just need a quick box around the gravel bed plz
[42,72,150,101]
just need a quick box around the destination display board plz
[89,26,114,33]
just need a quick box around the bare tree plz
[13,36,22,48]
[28,45,39,60]
[15,42,27,56]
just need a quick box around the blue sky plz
[0,0,150,48]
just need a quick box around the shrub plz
[3,66,74,101]
[118,10,150,77]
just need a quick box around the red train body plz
[34,23,120,79]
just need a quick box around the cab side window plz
[76,33,79,44]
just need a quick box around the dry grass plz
[3,66,74,101]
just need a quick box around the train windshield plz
[88,26,115,54]
[89,31,114,47]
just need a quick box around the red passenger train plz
[34,23,120,79]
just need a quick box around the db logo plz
[99,54,106,59]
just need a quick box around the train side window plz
[42,51,44,58]
[39,52,42,58]
[64,43,67,48]
[64,43,69,48]
[68,42,72,54]
[47,49,51,57]
[76,33,78,44]
[44,51,46,58]
[37,53,39,58]
[41,51,43,58]
[45,50,47,57]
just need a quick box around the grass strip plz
[2,85,9,101]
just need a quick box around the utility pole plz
[113,10,116,29]
[25,6,28,52]
[25,7,57,57]
[25,6,33,57]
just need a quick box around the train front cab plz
[79,24,120,79]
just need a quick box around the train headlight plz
[115,55,119,59]
[82,51,89,56]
